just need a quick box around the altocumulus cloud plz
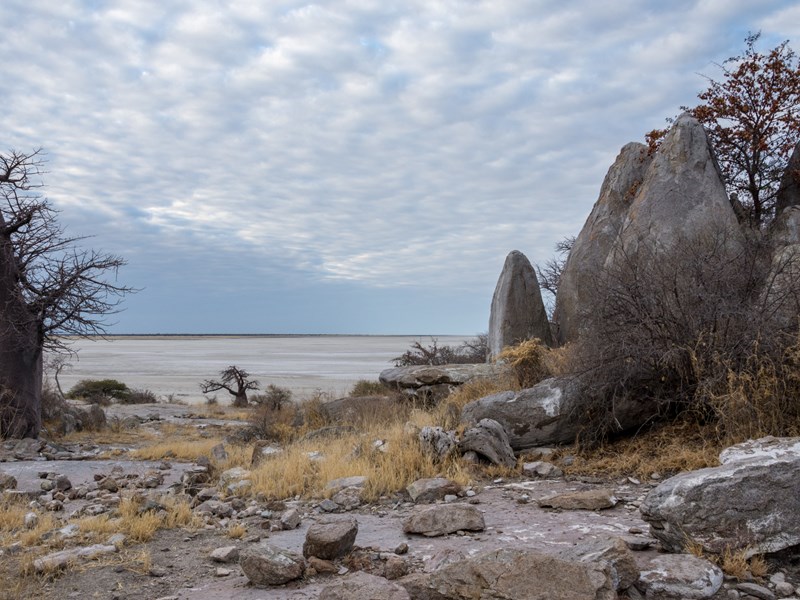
[1,0,798,332]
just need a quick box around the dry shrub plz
[299,393,331,431]
[563,420,722,479]
[248,403,300,443]
[496,339,554,388]
[349,379,389,397]
[433,375,518,430]
[226,523,247,539]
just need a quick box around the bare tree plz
[1,149,131,438]
[201,366,260,407]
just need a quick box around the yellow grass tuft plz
[226,523,247,539]
[130,437,224,461]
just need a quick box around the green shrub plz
[349,379,388,397]
[67,379,130,404]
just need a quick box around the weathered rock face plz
[379,363,506,402]
[461,377,650,451]
[402,504,485,537]
[640,436,800,556]
[399,548,616,600]
[458,418,516,467]
[636,554,723,599]
[406,477,462,504]
[775,140,800,217]
[488,250,552,356]
[555,142,652,344]
[555,537,638,592]
[239,544,306,586]
[321,571,411,600]
[538,488,617,511]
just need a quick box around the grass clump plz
[349,379,389,397]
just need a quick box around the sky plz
[2,1,800,335]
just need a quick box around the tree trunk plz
[232,392,249,408]
[0,234,42,439]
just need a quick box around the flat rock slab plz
[34,543,118,572]
[401,547,616,600]
[407,477,462,503]
[403,504,485,537]
[320,571,411,600]
[637,554,723,599]
[538,488,617,510]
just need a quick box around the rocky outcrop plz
[612,113,740,257]
[775,140,800,217]
[555,142,652,344]
[379,363,506,402]
[640,436,800,556]
[461,377,650,451]
[400,548,616,600]
[488,250,552,356]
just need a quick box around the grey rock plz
[774,581,795,598]
[775,140,800,216]
[209,546,239,563]
[0,471,17,491]
[402,504,485,537]
[407,477,462,503]
[400,547,616,600]
[538,488,617,511]
[280,508,302,530]
[522,460,563,479]
[331,487,362,511]
[555,536,638,591]
[303,516,358,559]
[33,544,118,572]
[637,554,723,599]
[419,426,457,461]
[239,544,305,586]
[210,443,228,462]
[379,363,506,401]
[54,474,71,491]
[555,142,652,344]
[640,436,800,556]
[458,418,516,467]
[324,475,368,494]
[250,440,282,467]
[318,499,340,513]
[736,583,776,600]
[488,249,552,357]
[320,571,411,600]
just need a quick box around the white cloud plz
[1,0,797,331]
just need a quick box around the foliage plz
[349,379,389,397]
[250,384,292,409]
[200,365,259,407]
[67,379,130,403]
[647,33,800,226]
[392,334,488,367]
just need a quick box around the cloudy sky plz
[2,1,799,334]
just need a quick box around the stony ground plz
[1,403,798,600]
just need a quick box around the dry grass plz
[250,415,471,501]
[562,421,722,479]
[18,513,58,547]
[226,523,247,539]
[114,496,200,543]
[130,437,224,461]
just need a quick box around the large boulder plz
[303,516,359,560]
[458,418,516,467]
[488,250,552,356]
[379,363,506,402]
[611,113,740,258]
[238,544,306,586]
[640,436,800,556]
[461,377,650,451]
[636,554,723,599]
[555,142,652,344]
[402,504,485,537]
[399,548,616,600]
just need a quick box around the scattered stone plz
[402,504,485,537]
[384,555,408,580]
[401,548,616,600]
[774,581,795,598]
[538,488,617,511]
[458,418,516,467]
[250,441,283,467]
[239,544,306,586]
[523,460,563,479]
[318,499,340,513]
[219,467,250,485]
[320,571,411,600]
[637,554,723,599]
[303,516,359,560]
[34,544,118,572]
[394,542,408,555]
[280,508,302,530]
[209,546,239,563]
[640,436,800,555]
[331,486,362,511]
[215,567,232,577]
[149,565,168,577]
[418,426,458,461]
[0,471,17,491]
[406,477,462,504]
[736,583,777,600]
[325,475,368,494]
[307,556,338,575]
[210,443,228,462]
[488,249,553,356]
[24,512,38,529]
[54,474,72,491]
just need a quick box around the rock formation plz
[488,250,552,356]
[379,363,506,402]
[640,436,800,556]
[775,140,800,217]
[554,142,652,344]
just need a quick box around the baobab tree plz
[0,149,131,438]
[201,366,260,407]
